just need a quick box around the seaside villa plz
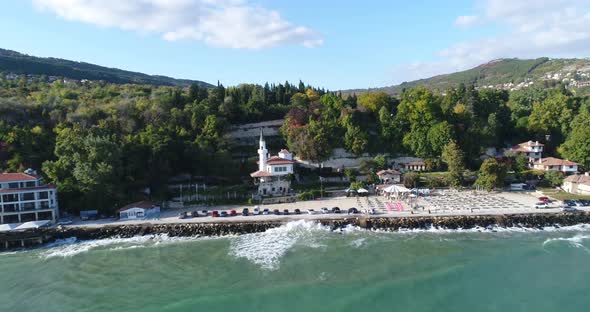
[0,169,58,224]
[532,157,579,174]
[250,130,296,196]
[562,173,590,195]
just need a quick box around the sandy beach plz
[67,190,589,228]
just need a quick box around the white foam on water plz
[350,238,367,248]
[543,234,590,252]
[39,234,207,259]
[228,220,332,270]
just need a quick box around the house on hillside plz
[562,173,590,195]
[510,140,544,166]
[118,201,160,220]
[250,130,296,196]
[377,169,402,184]
[532,157,579,174]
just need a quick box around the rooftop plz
[536,157,579,167]
[118,200,157,212]
[377,169,402,176]
[0,172,40,183]
[564,174,590,185]
[250,170,274,178]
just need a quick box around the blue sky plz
[2,1,590,90]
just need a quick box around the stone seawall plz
[3,212,590,248]
[46,212,590,241]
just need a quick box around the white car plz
[252,208,260,215]
[535,202,549,209]
[562,206,579,212]
[320,207,330,214]
[307,209,317,215]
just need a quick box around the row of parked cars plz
[178,207,362,219]
[534,196,590,212]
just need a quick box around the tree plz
[475,158,507,191]
[403,172,420,188]
[544,171,564,187]
[513,153,529,174]
[344,124,368,156]
[441,141,464,188]
[357,92,394,114]
[559,111,590,170]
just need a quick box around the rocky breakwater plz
[364,212,590,230]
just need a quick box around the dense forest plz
[1,74,589,213]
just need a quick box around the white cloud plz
[454,15,479,27]
[397,0,590,83]
[33,0,323,49]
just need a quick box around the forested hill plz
[344,57,590,95]
[0,48,212,87]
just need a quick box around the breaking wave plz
[228,220,333,270]
[39,234,209,259]
[543,234,590,252]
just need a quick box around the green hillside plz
[345,57,590,95]
[0,48,212,87]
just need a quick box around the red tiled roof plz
[250,170,273,178]
[377,169,402,176]
[536,157,578,167]
[266,156,296,165]
[0,173,40,182]
[118,200,156,212]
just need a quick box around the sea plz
[1,220,590,312]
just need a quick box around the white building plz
[118,201,160,220]
[250,130,296,196]
[532,157,579,173]
[562,173,590,195]
[510,141,544,165]
[0,169,59,224]
[405,161,426,172]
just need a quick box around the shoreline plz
[2,211,589,250]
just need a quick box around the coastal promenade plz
[66,191,587,228]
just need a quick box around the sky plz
[1,0,590,90]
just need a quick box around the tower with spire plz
[258,128,268,172]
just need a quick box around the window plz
[8,183,18,189]
[40,201,50,209]
[20,193,35,201]
[2,194,18,202]
[25,181,36,188]
[22,202,35,211]
[38,191,49,199]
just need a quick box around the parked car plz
[220,211,228,217]
[294,209,301,215]
[283,209,290,215]
[185,211,194,218]
[348,207,359,214]
[229,210,238,217]
[535,202,549,209]
[201,210,208,217]
[580,200,590,207]
[242,208,249,216]
[332,207,341,214]
[56,219,73,226]
[368,208,376,215]
[307,209,316,215]
[253,208,260,215]
[273,209,280,215]
[321,207,330,214]
[562,206,579,212]
[564,200,576,207]
[178,212,187,219]
[263,208,270,215]
[212,211,219,217]
[538,196,550,203]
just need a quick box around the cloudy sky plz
[2,0,590,89]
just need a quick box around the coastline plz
[13,211,590,245]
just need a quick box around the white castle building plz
[250,130,296,196]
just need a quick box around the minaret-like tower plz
[258,128,268,172]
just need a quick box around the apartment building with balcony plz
[0,169,58,224]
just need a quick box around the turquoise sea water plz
[2,220,590,312]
